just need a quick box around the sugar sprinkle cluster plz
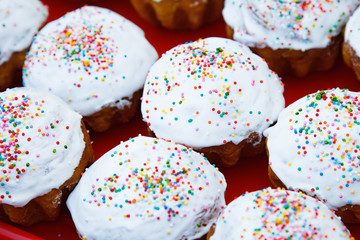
[84,138,223,220]
[223,0,357,50]
[0,91,69,203]
[211,188,353,239]
[287,89,360,201]
[23,7,119,101]
[68,136,226,239]
[142,38,284,148]
[266,88,360,210]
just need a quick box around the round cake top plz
[0,0,48,65]
[345,7,360,56]
[223,0,357,51]
[67,136,226,240]
[0,87,85,207]
[23,6,158,116]
[141,37,284,148]
[210,188,353,240]
[264,88,360,210]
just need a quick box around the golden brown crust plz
[148,129,264,167]
[206,224,216,240]
[226,25,342,78]
[0,121,95,226]
[268,165,360,223]
[83,89,142,132]
[130,0,224,30]
[0,49,27,92]
[197,132,265,167]
[343,41,360,81]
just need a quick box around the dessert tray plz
[1,0,359,239]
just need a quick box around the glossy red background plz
[1,0,360,239]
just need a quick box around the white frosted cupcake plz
[223,0,358,77]
[23,6,158,132]
[343,7,360,81]
[0,87,94,226]
[208,188,354,239]
[265,88,360,223]
[141,37,284,166]
[67,136,226,240]
[0,0,48,91]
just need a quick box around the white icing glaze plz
[223,0,358,50]
[67,136,226,240]
[141,37,284,148]
[0,0,48,65]
[210,188,353,240]
[23,6,158,116]
[264,88,360,210]
[0,87,85,207]
[345,7,360,56]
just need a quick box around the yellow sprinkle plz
[351,190,355,194]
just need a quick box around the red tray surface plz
[1,0,360,239]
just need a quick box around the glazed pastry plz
[0,87,94,226]
[23,6,158,132]
[343,7,360,81]
[67,136,226,240]
[208,188,354,239]
[130,0,224,30]
[141,37,284,166]
[265,88,360,223]
[222,0,358,77]
[0,0,48,91]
